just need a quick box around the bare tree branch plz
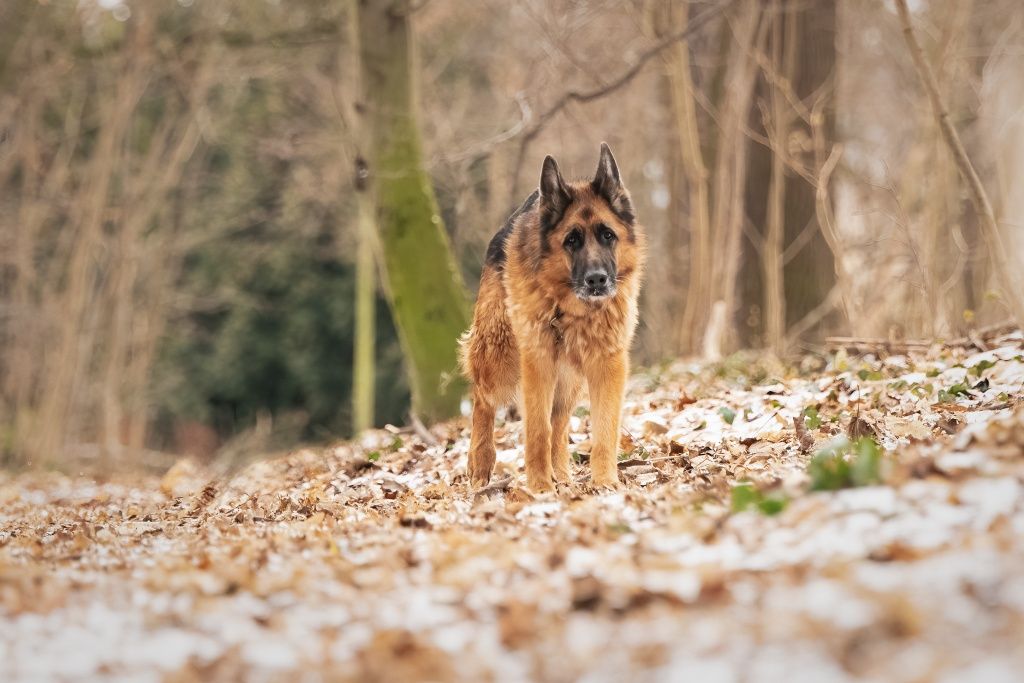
[439,93,532,165]
[511,0,737,193]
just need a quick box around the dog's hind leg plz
[468,387,497,487]
[462,267,518,488]
[465,347,517,489]
[550,368,583,484]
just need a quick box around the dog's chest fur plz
[553,295,639,366]
[504,271,640,367]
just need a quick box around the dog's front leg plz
[585,352,627,489]
[521,350,556,493]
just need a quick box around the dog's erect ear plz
[592,142,635,225]
[593,142,621,196]
[539,155,571,219]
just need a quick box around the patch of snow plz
[242,636,298,669]
[641,569,701,602]
[957,477,1021,531]
[655,654,737,683]
[834,486,899,516]
[938,658,1023,683]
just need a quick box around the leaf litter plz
[2,334,1024,681]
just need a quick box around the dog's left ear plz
[592,142,635,225]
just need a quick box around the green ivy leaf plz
[731,482,788,516]
[938,382,972,404]
[970,359,996,377]
[808,436,884,491]
[850,437,882,486]
[808,437,851,491]
[731,482,757,512]
[757,497,788,516]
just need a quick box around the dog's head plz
[538,143,638,303]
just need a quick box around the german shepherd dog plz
[459,144,645,492]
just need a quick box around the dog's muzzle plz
[575,268,615,301]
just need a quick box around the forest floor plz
[3,334,1024,682]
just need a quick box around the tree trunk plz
[708,0,763,355]
[741,0,838,350]
[662,0,712,356]
[357,0,470,423]
[784,0,838,345]
[352,156,377,432]
[762,0,795,354]
[344,1,377,433]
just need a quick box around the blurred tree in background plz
[356,0,471,424]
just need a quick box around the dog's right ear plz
[539,155,571,220]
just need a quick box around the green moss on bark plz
[358,0,470,422]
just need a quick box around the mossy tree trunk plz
[356,0,470,423]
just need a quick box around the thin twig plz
[785,285,842,348]
[439,93,532,165]
[409,412,440,447]
[881,163,935,330]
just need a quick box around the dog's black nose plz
[584,270,609,290]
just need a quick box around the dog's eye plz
[599,227,616,243]
[563,230,582,250]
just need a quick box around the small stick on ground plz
[473,475,513,497]
[793,416,814,453]
[826,321,1019,354]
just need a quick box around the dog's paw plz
[589,472,621,491]
[552,466,574,485]
[468,463,492,489]
[554,479,580,498]
[526,472,555,494]
[468,453,496,491]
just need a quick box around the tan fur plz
[460,161,646,492]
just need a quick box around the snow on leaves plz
[1,334,1023,681]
